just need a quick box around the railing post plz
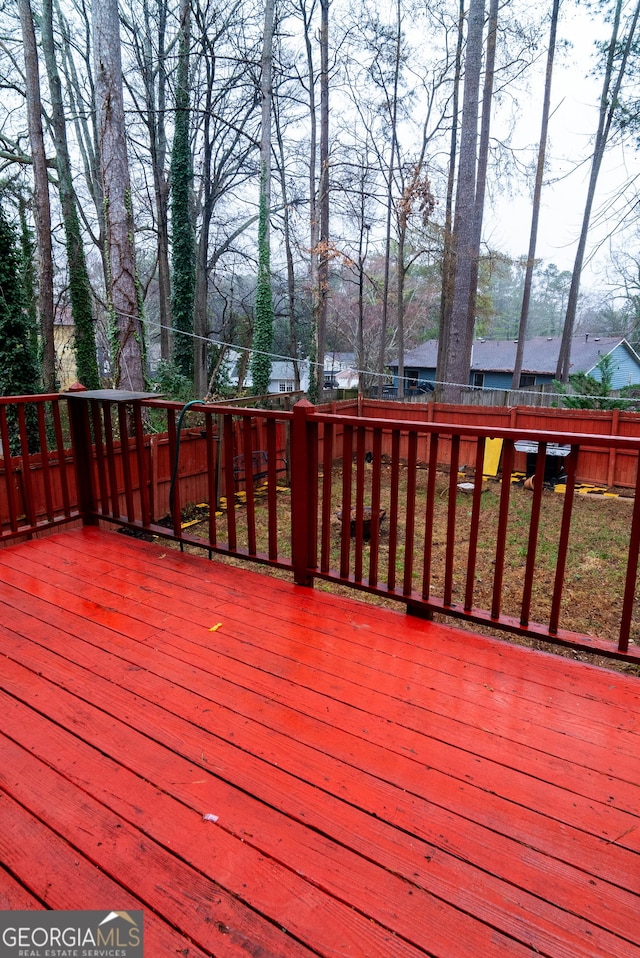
[291,399,315,586]
[66,387,99,525]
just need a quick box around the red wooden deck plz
[0,528,639,957]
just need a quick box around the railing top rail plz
[0,393,61,405]
[309,408,640,451]
[139,397,294,421]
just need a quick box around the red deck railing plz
[0,394,79,541]
[2,390,640,664]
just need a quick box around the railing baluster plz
[492,439,515,620]
[103,402,121,519]
[387,430,401,593]
[51,399,72,518]
[339,424,353,580]
[133,402,151,528]
[520,442,547,627]
[403,430,418,597]
[549,445,578,635]
[0,406,18,533]
[167,409,182,538]
[206,413,218,548]
[464,436,486,612]
[354,426,366,583]
[90,402,109,515]
[307,415,319,572]
[443,434,461,607]
[17,404,35,529]
[368,427,383,589]
[422,432,439,601]
[117,403,136,522]
[618,449,640,652]
[36,403,54,521]
[320,423,334,573]
[222,413,237,552]
[266,418,278,560]
[243,417,257,556]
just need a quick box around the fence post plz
[291,399,315,586]
[66,388,99,525]
[608,407,620,488]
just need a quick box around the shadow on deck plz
[0,528,638,957]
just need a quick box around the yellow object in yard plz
[483,438,503,477]
[180,518,202,529]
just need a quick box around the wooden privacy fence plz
[2,391,640,663]
[319,398,640,488]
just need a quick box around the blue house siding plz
[588,344,640,390]
[390,337,640,393]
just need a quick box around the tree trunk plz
[171,0,195,385]
[435,0,464,401]
[437,0,486,404]
[139,0,172,362]
[275,104,301,391]
[376,0,402,394]
[315,0,330,400]
[57,1,109,294]
[17,0,56,392]
[299,0,320,401]
[93,0,146,390]
[512,0,560,389]
[260,0,275,222]
[556,0,640,382]
[42,0,100,389]
[251,0,275,397]
[467,0,498,358]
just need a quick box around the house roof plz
[325,352,356,371]
[269,360,310,380]
[390,336,639,375]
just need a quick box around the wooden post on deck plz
[66,386,99,525]
[291,399,315,586]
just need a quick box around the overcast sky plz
[486,2,639,280]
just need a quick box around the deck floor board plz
[0,528,639,956]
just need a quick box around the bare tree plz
[250,0,276,396]
[313,0,330,400]
[556,0,640,382]
[436,0,465,393]
[17,0,55,391]
[436,0,486,403]
[42,0,100,388]
[190,0,257,397]
[92,0,146,389]
[121,0,173,363]
[512,0,560,389]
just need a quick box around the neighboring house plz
[268,359,310,394]
[335,368,359,390]
[54,310,77,390]
[389,336,640,392]
[324,351,355,386]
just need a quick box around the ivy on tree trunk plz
[170,0,195,383]
[251,181,274,397]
